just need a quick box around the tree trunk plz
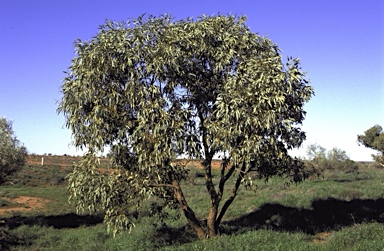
[202,156,221,237]
[172,179,206,239]
[207,200,219,237]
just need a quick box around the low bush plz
[0,118,28,184]
[304,144,359,179]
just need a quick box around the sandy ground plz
[0,196,50,215]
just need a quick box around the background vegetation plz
[0,118,28,184]
[303,144,359,180]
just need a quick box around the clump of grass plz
[0,227,24,251]
[338,188,364,201]
[0,190,18,199]
[0,198,18,207]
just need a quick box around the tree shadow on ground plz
[1,213,104,230]
[0,213,104,250]
[148,197,384,248]
[223,197,384,235]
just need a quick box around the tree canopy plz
[358,125,384,167]
[58,14,313,239]
[0,117,27,183]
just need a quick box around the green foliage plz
[304,144,358,178]
[58,14,313,237]
[357,125,384,168]
[0,118,28,183]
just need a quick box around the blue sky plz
[1,0,383,160]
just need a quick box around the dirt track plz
[0,196,50,215]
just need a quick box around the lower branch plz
[147,184,174,188]
[172,179,206,239]
[218,165,235,200]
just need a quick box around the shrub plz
[0,118,28,183]
[304,144,358,179]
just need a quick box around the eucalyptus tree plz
[58,14,313,239]
[358,125,384,167]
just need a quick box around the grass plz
[6,223,384,250]
[4,164,71,187]
[1,162,384,250]
[0,199,18,208]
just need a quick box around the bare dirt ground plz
[312,232,331,243]
[0,196,50,215]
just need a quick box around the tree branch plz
[216,161,246,225]
[218,165,235,201]
[172,179,206,239]
[147,183,174,188]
